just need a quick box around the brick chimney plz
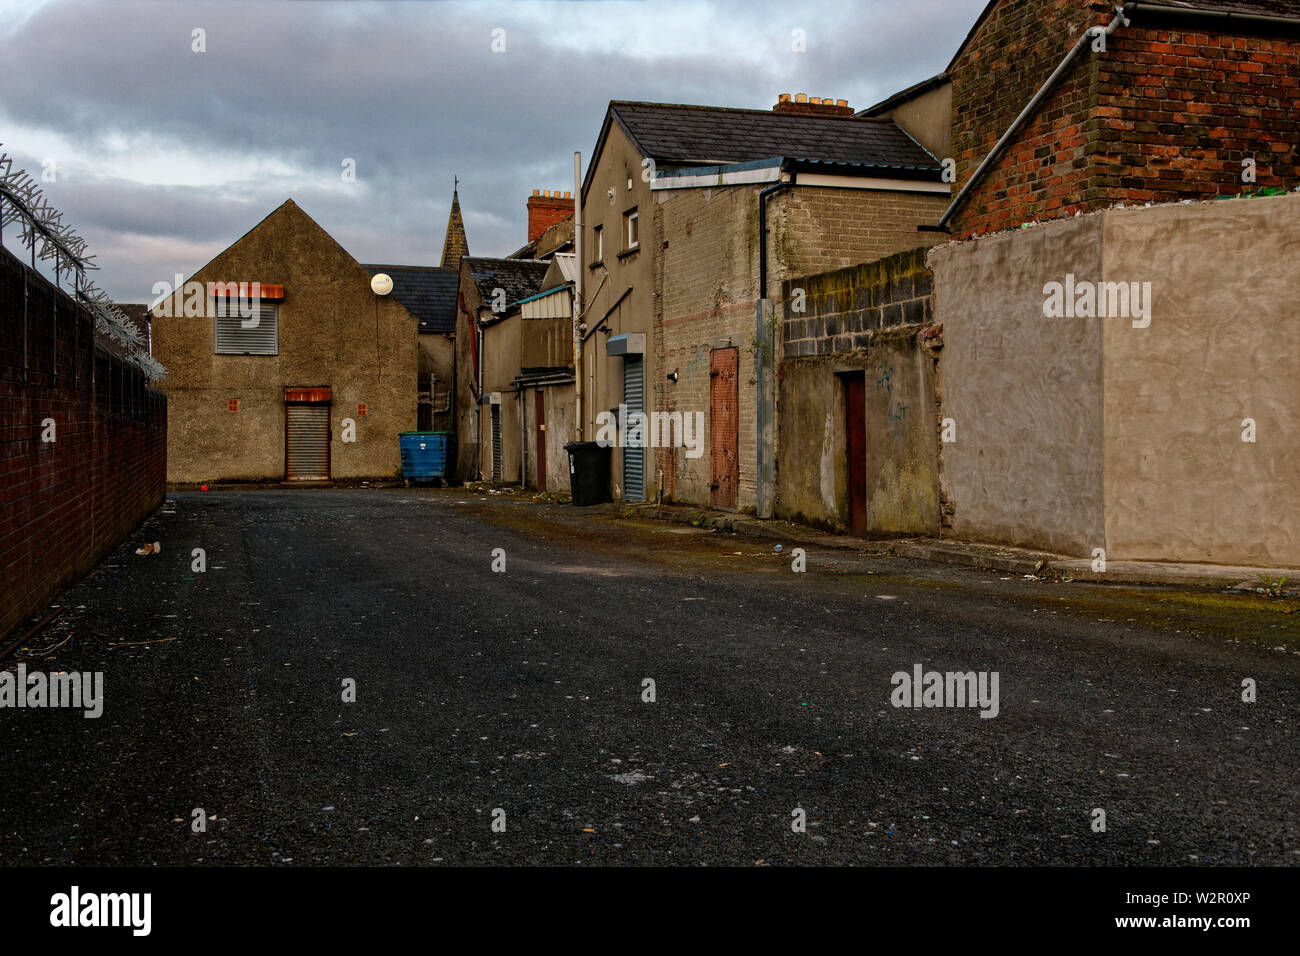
[773,93,853,117]
[526,189,575,243]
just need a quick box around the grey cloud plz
[0,0,987,299]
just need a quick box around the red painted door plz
[710,347,739,510]
[535,390,547,493]
[845,373,867,536]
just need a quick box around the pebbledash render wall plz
[947,0,1300,236]
[654,183,949,512]
[928,191,1300,567]
[153,201,418,484]
[1,247,166,637]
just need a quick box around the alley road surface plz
[1,489,1296,866]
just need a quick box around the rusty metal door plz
[709,347,738,510]
[844,372,867,536]
[535,390,547,493]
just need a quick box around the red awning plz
[284,387,331,403]
[208,282,285,301]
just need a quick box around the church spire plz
[441,180,469,270]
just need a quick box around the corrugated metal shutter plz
[623,356,645,502]
[491,405,502,483]
[216,303,278,355]
[286,404,330,480]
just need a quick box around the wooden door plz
[844,373,867,536]
[709,347,738,510]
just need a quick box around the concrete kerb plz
[628,503,1300,592]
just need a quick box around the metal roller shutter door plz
[491,405,502,483]
[286,404,330,480]
[623,356,645,502]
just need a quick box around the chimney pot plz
[526,188,575,243]
[795,93,808,103]
[778,93,791,103]
[809,97,821,105]
[836,99,848,107]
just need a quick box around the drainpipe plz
[519,383,527,488]
[573,151,584,442]
[755,175,793,520]
[938,5,1131,230]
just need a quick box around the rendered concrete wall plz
[418,334,456,433]
[927,214,1107,556]
[865,333,939,535]
[1101,194,1300,565]
[928,192,1299,565]
[870,81,953,167]
[479,313,522,483]
[775,357,857,531]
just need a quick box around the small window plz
[592,224,603,263]
[215,302,279,355]
[624,209,639,250]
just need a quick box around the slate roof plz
[362,265,459,333]
[608,101,940,173]
[462,257,550,311]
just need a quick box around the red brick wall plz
[0,247,167,638]
[948,0,1300,235]
[1089,26,1300,205]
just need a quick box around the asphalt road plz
[1,488,1296,866]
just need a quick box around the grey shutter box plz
[286,404,330,480]
[216,304,279,355]
[622,355,645,502]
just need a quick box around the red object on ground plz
[201,484,209,491]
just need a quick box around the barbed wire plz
[0,145,165,380]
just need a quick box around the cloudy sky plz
[0,0,986,301]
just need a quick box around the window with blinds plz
[215,303,279,355]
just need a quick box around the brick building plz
[590,97,949,513]
[862,0,1300,236]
